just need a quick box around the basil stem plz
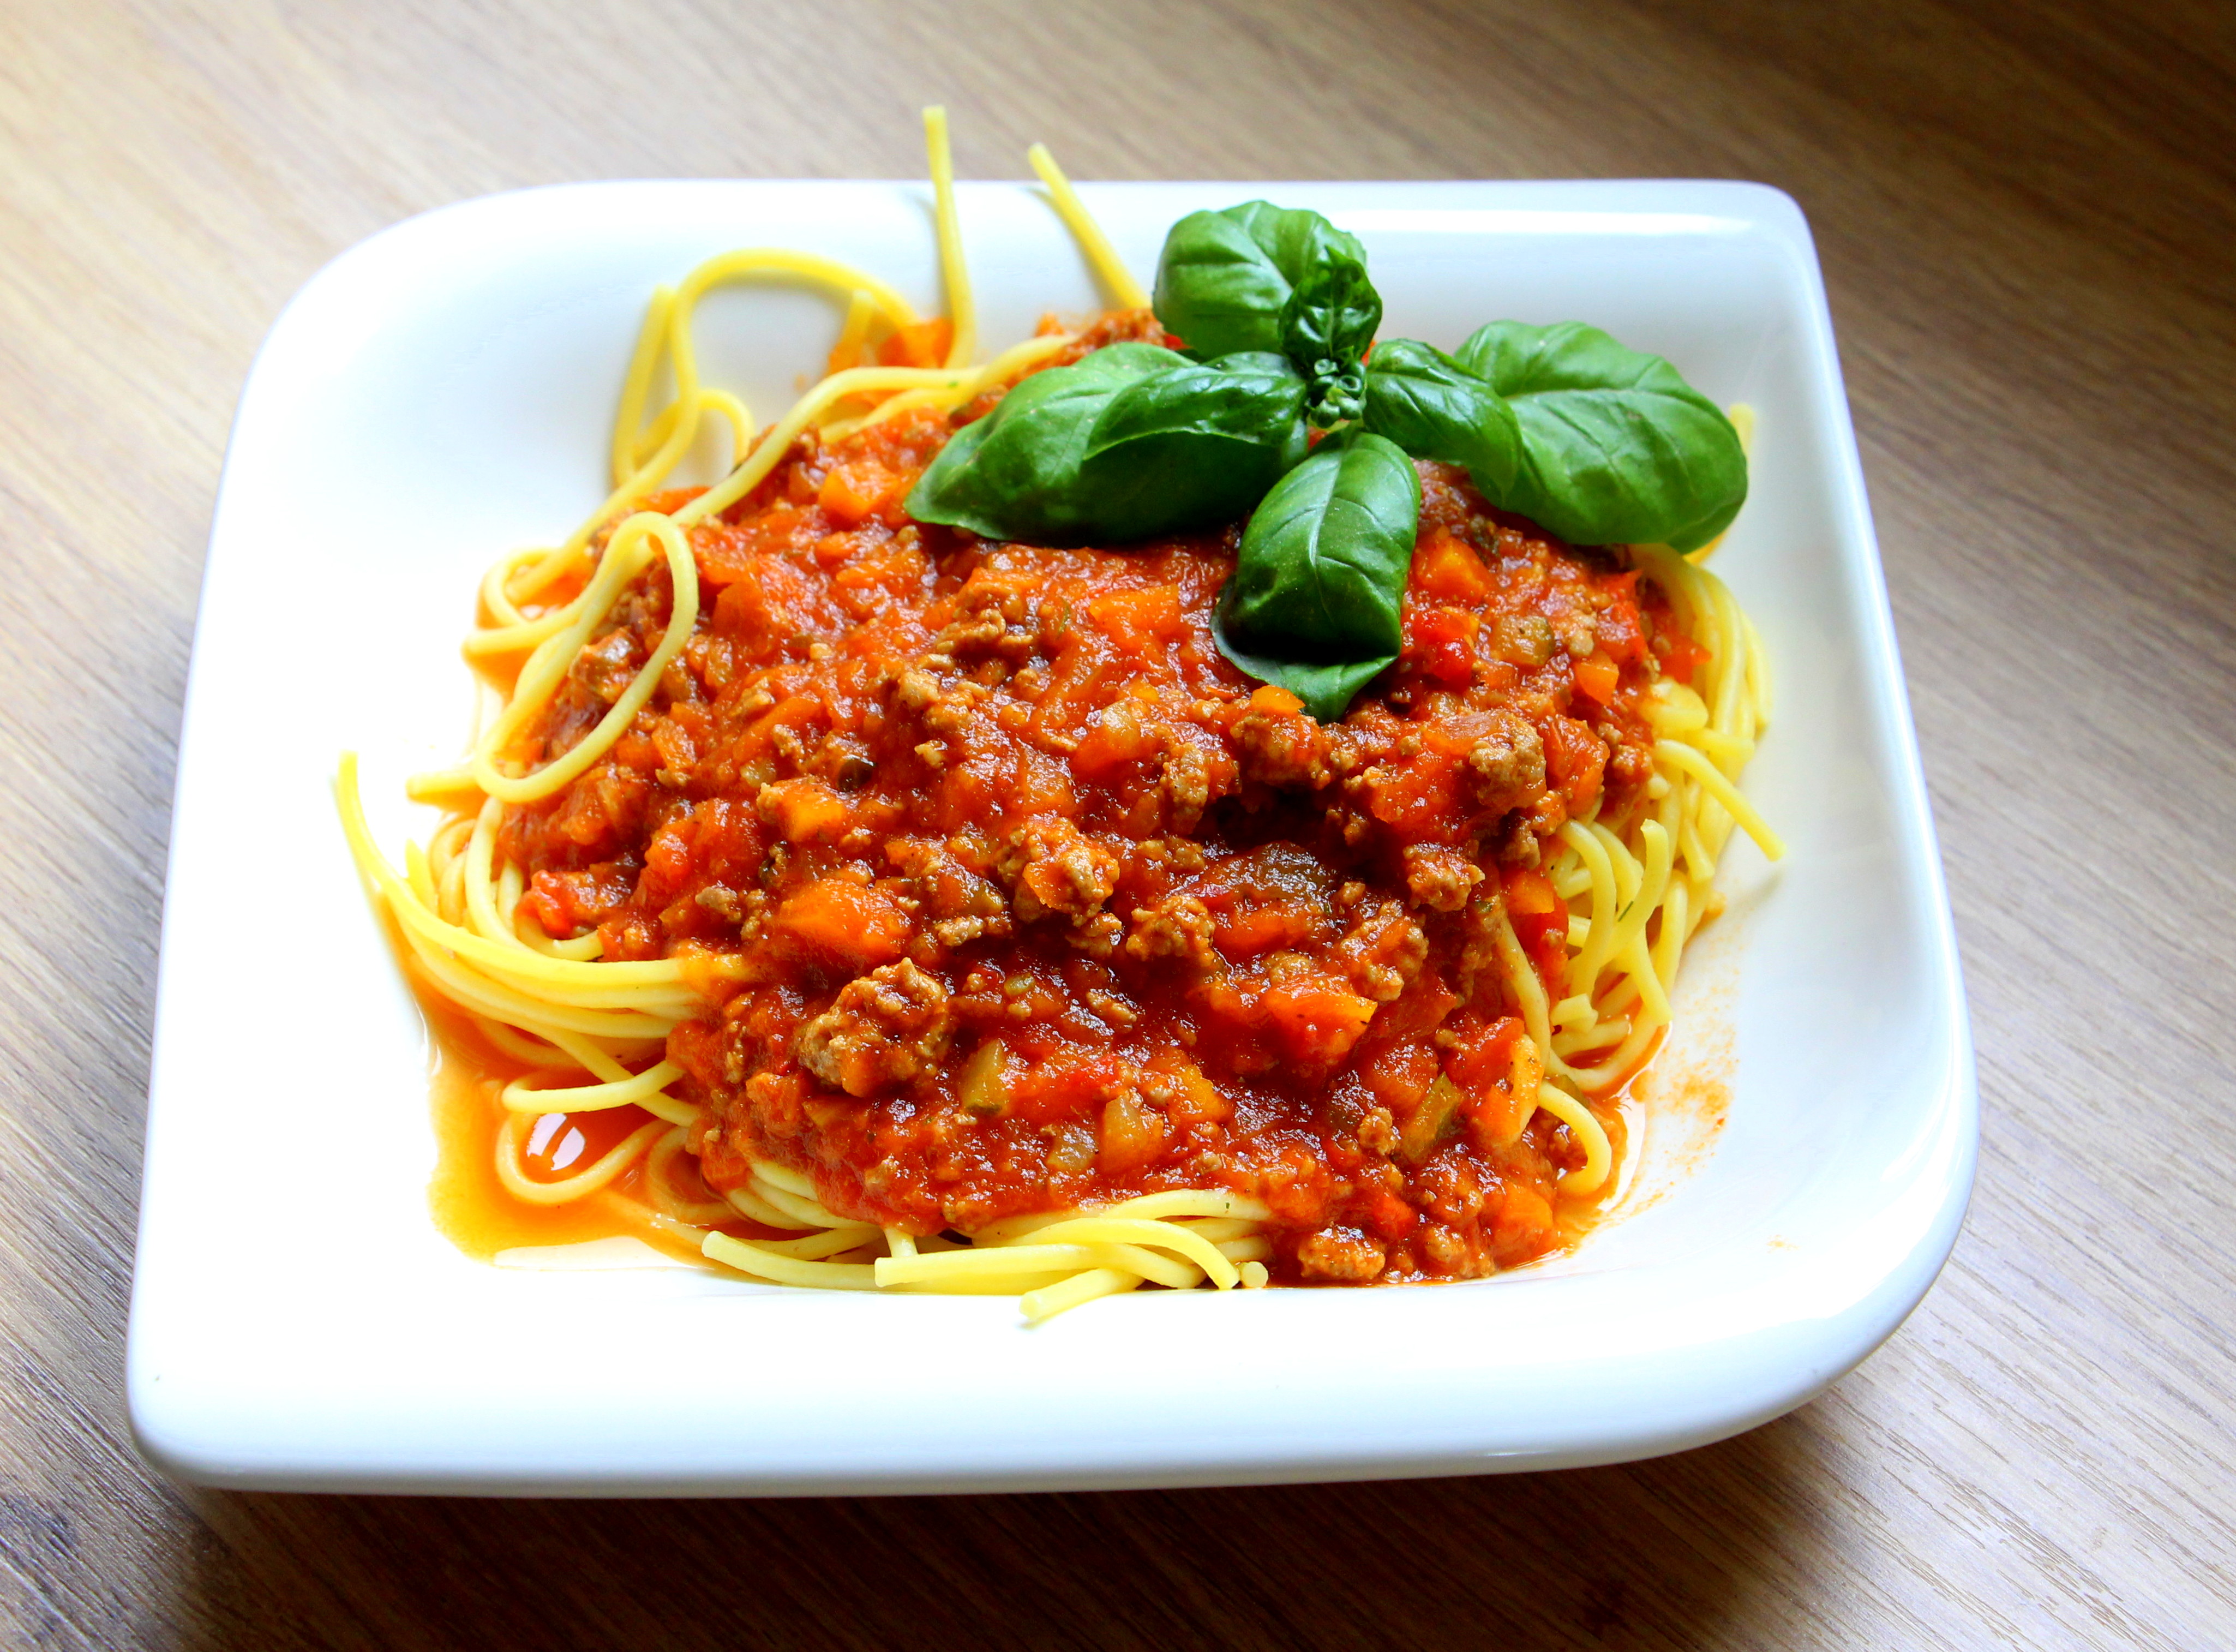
[1280,254,1381,429]
[1213,432,1423,721]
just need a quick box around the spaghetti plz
[340,113,1777,1321]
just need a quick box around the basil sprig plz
[1213,432,1422,721]
[904,197,1749,720]
[1155,202,1382,432]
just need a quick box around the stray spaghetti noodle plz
[341,112,1777,1321]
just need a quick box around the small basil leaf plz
[1153,202,1371,363]
[1280,254,1382,428]
[1075,352,1311,542]
[1362,338,1523,496]
[1213,431,1422,721]
[1455,320,1747,551]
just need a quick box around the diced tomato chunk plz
[1659,632,1712,684]
[1404,604,1479,689]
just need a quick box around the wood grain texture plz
[2,0,2231,1644]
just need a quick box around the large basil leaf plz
[1362,338,1524,496]
[1213,432,1422,721]
[1455,321,1746,552]
[906,344,1308,546]
[1153,202,1371,363]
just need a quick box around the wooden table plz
[5,0,2231,1643]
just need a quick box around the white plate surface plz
[129,178,1975,1494]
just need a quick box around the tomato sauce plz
[496,358,1678,1285]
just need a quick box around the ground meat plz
[795,959,954,1097]
[1402,845,1485,913]
[1336,900,1427,1001]
[889,664,942,714]
[1466,710,1546,815]
[1606,735,1653,791]
[1235,707,1330,789]
[1158,735,1232,834]
[997,816,1121,924]
[1123,894,1218,969]
[1296,1226,1387,1282]
[888,838,1013,953]
[571,627,643,704]
[1419,1222,1483,1276]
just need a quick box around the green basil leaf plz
[1362,338,1523,496]
[905,343,1173,543]
[1075,351,1309,538]
[906,345,1308,546]
[1153,202,1371,363]
[1084,352,1307,464]
[1213,431,1422,721]
[1454,320,1747,551]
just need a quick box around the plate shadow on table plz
[180,1411,1835,1650]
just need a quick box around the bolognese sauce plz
[489,323,1680,1284]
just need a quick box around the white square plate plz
[130,178,1975,1494]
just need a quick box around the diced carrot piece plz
[1504,866,1561,916]
[757,778,850,844]
[1572,650,1620,705]
[1261,984,1377,1068]
[1248,683,1304,716]
[1360,1186,1420,1242]
[1146,1051,1230,1124]
[818,469,877,528]
[1490,1186,1556,1262]
[1411,531,1491,603]
[769,877,909,968]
